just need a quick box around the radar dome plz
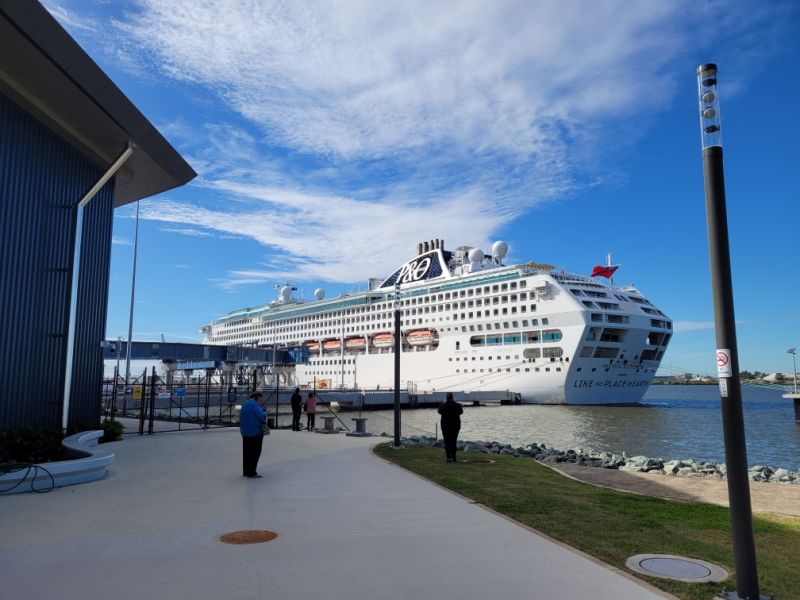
[280,286,292,302]
[492,240,508,260]
[314,288,325,300]
[468,248,485,262]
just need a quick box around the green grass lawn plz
[374,444,799,600]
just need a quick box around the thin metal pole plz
[124,200,141,385]
[698,63,760,600]
[273,324,278,427]
[62,143,134,430]
[393,283,401,447]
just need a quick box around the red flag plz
[591,265,619,278]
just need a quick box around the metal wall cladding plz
[1,92,114,429]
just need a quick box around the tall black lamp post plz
[393,282,401,447]
[697,63,764,600]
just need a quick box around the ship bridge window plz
[522,331,540,343]
[593,346,619,359]
[542,329,563,342]
[606,314,629,324]
[596,302,621,310]
[470,336,485,347]
[600,328,626,342]
[583,301,596,308]
[570,289,584,296]
[591,313,603,322]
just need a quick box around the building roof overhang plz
[0,1,196,206]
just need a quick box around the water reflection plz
[363,385,799,468]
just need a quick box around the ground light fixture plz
[697,63,767,600]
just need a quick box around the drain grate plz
[219,530,278,545]
[626,554,728,583]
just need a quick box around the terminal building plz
[0,2,196,429]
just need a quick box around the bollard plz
[317,415,340,434]
[346,417,371,437]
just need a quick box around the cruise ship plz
[200,240,672,404]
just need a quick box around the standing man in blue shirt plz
[240,392,267,478]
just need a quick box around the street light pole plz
[789,348,797,393]
[393,282,401,447]
[697,63,762,600]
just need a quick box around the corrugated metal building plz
[0,2,196,429]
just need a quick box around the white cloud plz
[61,0,787,290]
[159,226,215,237]
[140,186,507,288]
[118,0,685,163]
[42,1,98,32]
[112,236,131,246]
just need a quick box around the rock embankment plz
[398,436,799,485]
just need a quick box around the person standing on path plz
[240,392,266,478]
[290,387,303,431]
[437,392,464,463]
[305,391,317,431]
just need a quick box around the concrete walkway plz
[553,463,800,517]
[1,428,672,600]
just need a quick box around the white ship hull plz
[201,239,671,405]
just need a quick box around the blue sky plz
[47,0,799,377]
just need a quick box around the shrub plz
[100,419,125,443]
[0,428,65,464]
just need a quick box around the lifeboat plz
[345,336,366,349]
[407,329,436,346]
[372,332,394,348]
[304,341,320,350]
[323,339,342,350]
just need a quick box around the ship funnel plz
[417,242,423,255]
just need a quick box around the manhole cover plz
[460,458,495,464]
[219,530,278,545]
[625,554,728,582]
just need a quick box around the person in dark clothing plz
[437,392,464,463]
[290,387,303,431]
[240,392,266,478]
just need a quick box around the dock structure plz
[783,391,800,423]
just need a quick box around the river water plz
[362,384,800,469]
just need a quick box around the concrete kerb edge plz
[368,443,678,600]
[539,461,695,504]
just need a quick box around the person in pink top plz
[305,391,317,431]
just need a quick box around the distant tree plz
[740,370,754,379]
